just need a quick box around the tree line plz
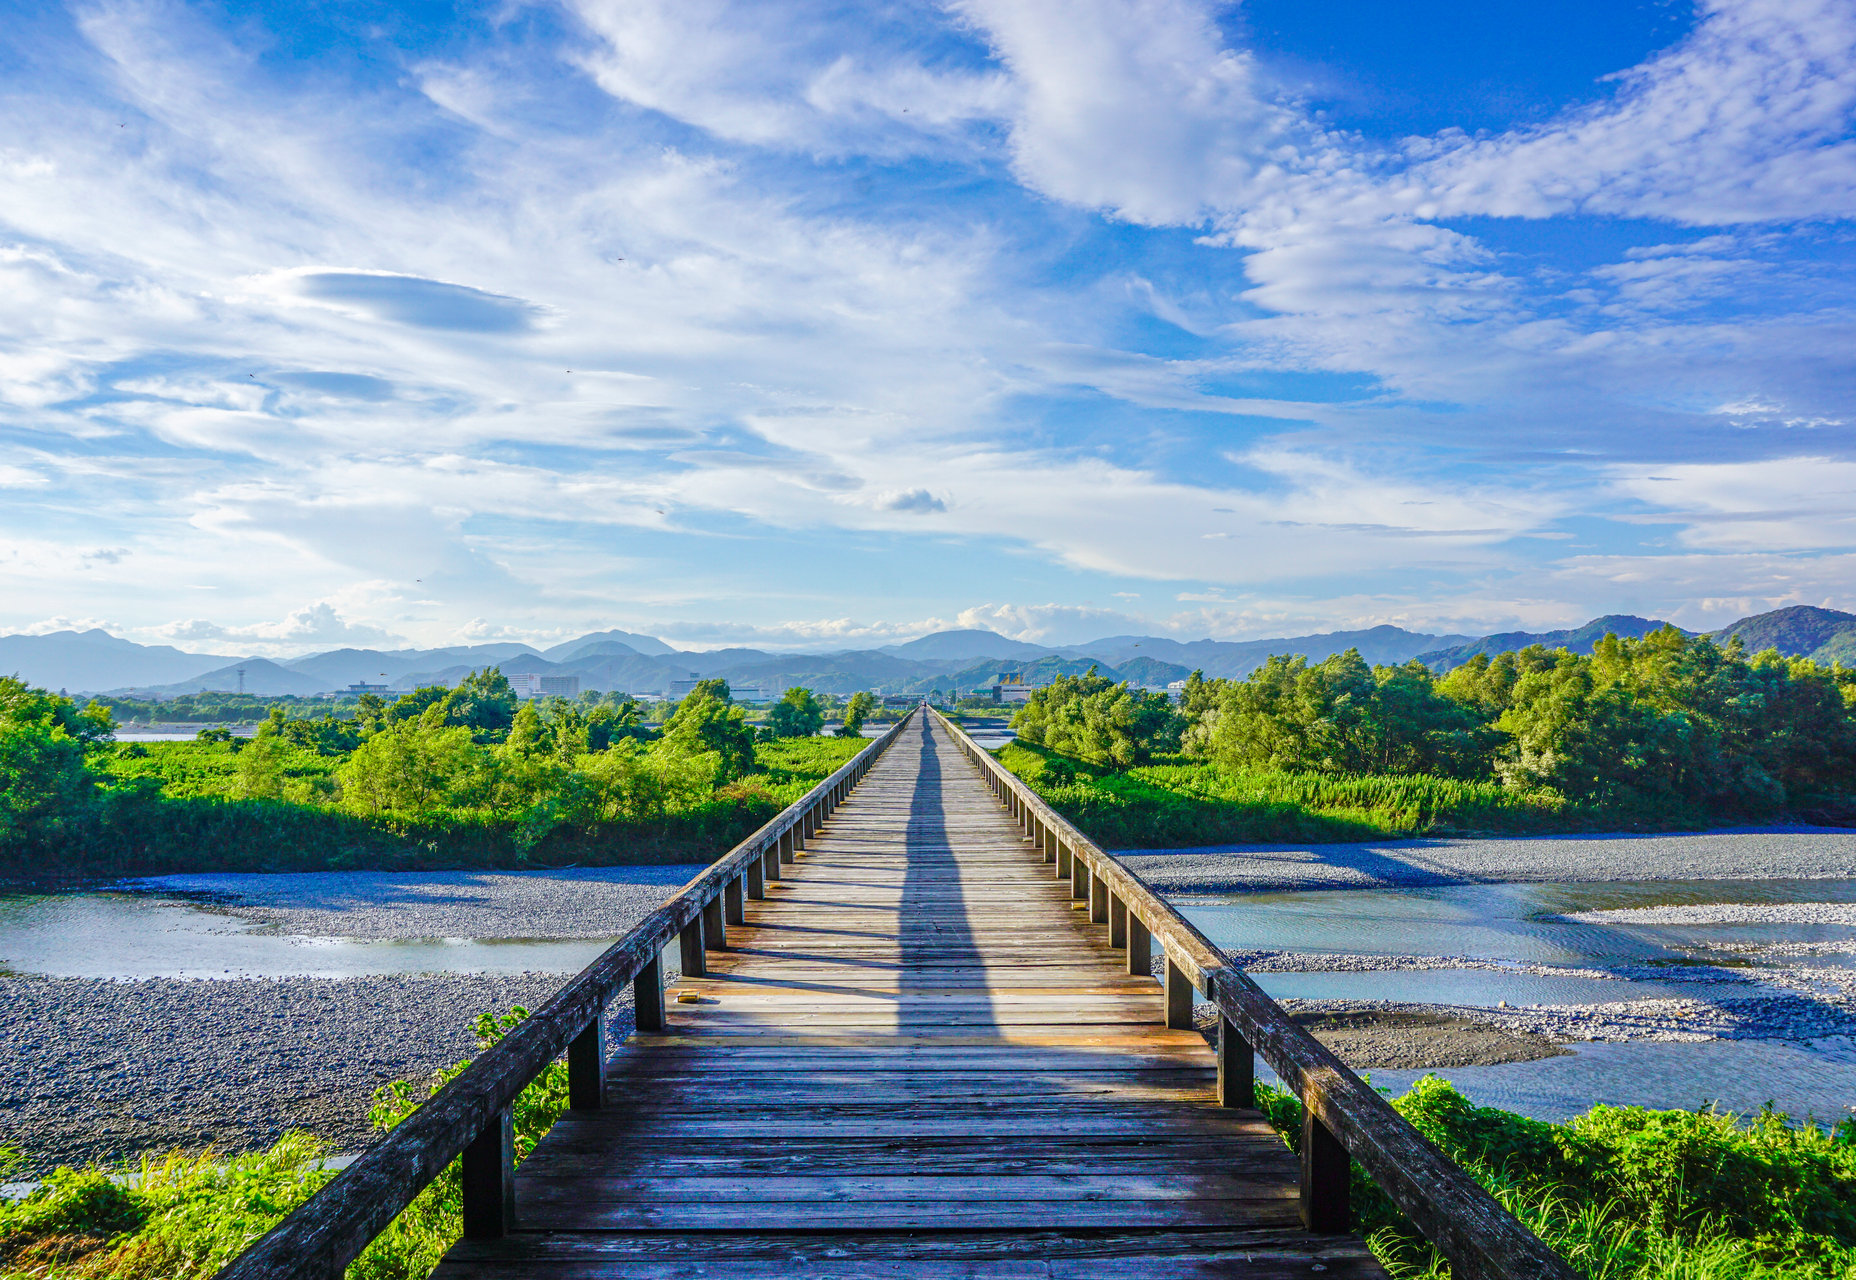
[0,671,876,872]
[1011,627,1856,820]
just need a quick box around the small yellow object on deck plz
[675,992,703,1004]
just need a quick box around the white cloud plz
[1611,456,1856,550]
[146,602,409,656]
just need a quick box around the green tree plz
[1010,668,1179,769]
[336,717,493,813]
[438,668,518,740]
[0,678,109,851]
[1187,650,1496,778]
[838,691,877,738]
[233,708,289,800]
[658,682,755,785]
[767,687,825,739]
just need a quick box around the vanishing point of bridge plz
[223,709,1572,1279]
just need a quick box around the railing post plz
[1056,841,1072,881]
[679,916,706,977]
[1108,892,1127,947]
[1218,1015,1253,1109]
[1070,851,1088,902]
[764,846,782,881]
[634,951,665,1031]
[568,1010,605,1111]
[725,875,745,926]
[1127,912,1151,977]
[746,855,765,900]
[703,893,727,949]
[1042,826,1056,864]
[460,1106,515,1239]
[779,827,796,863]
[1090,870,1109,923]
[1301,1110,1351,1234]
[1165,959,1195,1029]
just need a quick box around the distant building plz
[986,672,1036,704]
[881,694,919,708]
[507,672,584,700]
[667,673,705,700]
[346,682,391,695]
[730,684,769,703]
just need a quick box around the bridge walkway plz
[436,713,1385,1277]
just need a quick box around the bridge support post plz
[634,952,665,1031]
[460,1106,515,1239]
[568,1012,605,1111]
[1218,1015,1254,1109]
[725,876,745,925]
[1165,959,1194,1030]
[746,857,765,899]
[1127,913,1151,977]
[1090,870,1109,923]
[1301,1111,1351,1234]
[703,894,727,950]
[680,918,706,977]
[1108,892,1127,947]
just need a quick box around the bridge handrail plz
[218,709,918,1280]
[932,709,1574,1280]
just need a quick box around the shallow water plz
[1250,969,1699,1006]
[1175,878,1856,968]
[0,894,615,980]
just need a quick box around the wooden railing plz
[933,710,1575,1280]
[217,710,917,1280]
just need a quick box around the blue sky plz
[2,0,1853,656]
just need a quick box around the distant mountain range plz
[1414,615,1677,672]
[4,607,1850,700]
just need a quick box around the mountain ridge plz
[13,609,1851,699]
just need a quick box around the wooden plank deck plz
[436,714,1386,1277]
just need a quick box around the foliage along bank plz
[1003,628,1856,839]
[0,671,866,878]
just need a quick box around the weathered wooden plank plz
[437,1229,1384,1279]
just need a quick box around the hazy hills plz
[4,606,1849,701]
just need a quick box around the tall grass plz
[994,740,1694,846]
[1252,1075,1856,1279]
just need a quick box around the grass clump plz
[1253,1074,1856,1278]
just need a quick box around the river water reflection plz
[0,893,617,980]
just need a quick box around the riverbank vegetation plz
[1000,628,1856,841]
[0,672,865,878]
[4,1019,1849,1280]
[1257,1075,1856,1279]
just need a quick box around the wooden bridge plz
[223,708,1573,1279]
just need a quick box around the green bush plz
[1251,1075,1856,1278]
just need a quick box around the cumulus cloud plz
[147,603,408,655]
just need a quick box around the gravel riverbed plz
[0,974,638,1176]
[1,868,700,1175]
[9,839,1856,1171]
[1120,827,1856,893]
